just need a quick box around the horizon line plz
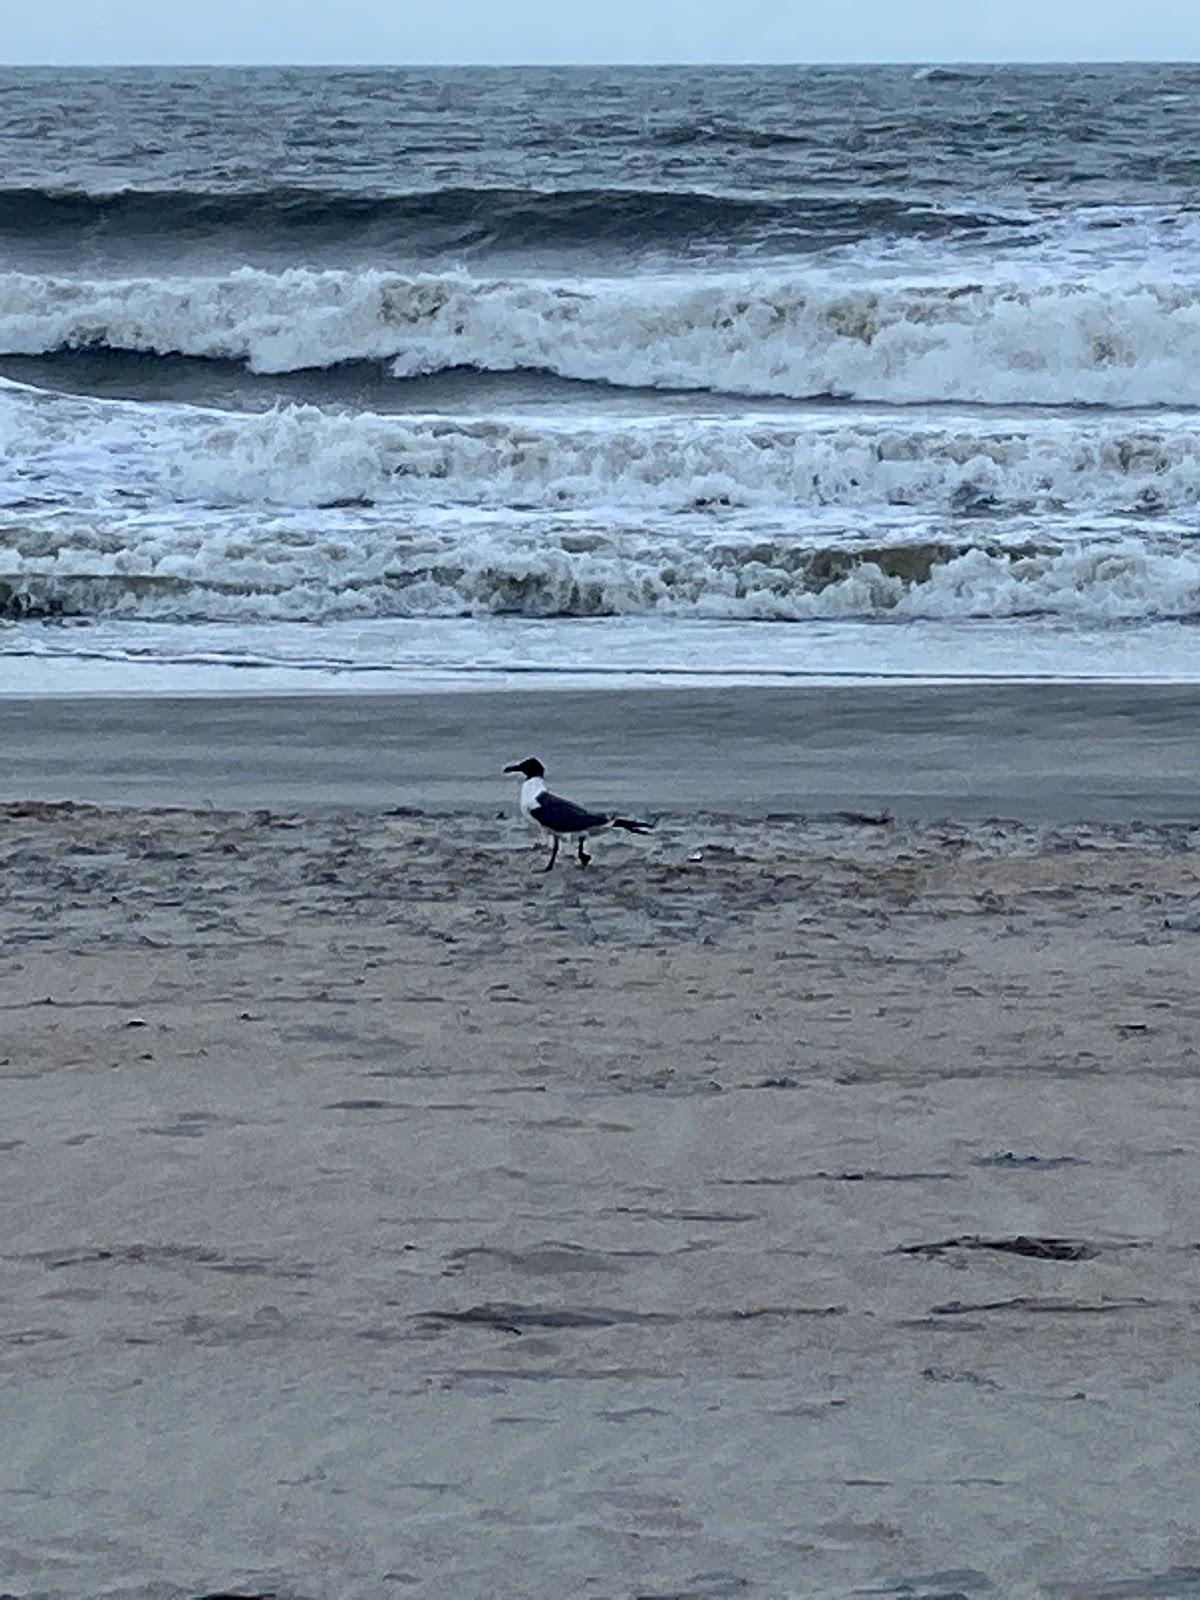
[2,56,1196,69]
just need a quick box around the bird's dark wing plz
[530,790,610,834]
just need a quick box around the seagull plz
[503,757,655,871]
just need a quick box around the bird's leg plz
[542,836,560,873]
[577,837,591,868]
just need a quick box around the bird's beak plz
[503,763,523,773]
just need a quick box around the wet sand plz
[2,681,1199,819]
[3,688,1200,1598]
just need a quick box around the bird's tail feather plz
[611,816,655,835]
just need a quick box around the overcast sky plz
[5,0,1198,66]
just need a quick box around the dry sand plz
[3,689,1200,1598]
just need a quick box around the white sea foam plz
[3,384,1200,517]
[6,501,1200,627]
[176,407,1200,515]
[4,266,1200,406]
[4,376,1200,627]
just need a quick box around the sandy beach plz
[2,687,1200,1598]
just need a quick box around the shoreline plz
[2,681,1199,821]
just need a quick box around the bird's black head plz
[504,757,545,779]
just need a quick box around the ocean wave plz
[4,268,1200,406]
[4,385,1200,516]
[4,522,1200,627]
[911,67,994,84]
[0,184,1013,255]
[169,410,1200,516]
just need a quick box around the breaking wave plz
[5,364,1199,633]
[911,66,995,84]
[5,520,1200,627]
[170,409,1200,515]
[5,268,1200,407]
[4,382,1200,516]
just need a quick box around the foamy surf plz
[3,384,1199,516]
[4,508,1200,626]
[3,375,1200,631]
[4,268,1200,407]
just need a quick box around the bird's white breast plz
[519,776,547,823]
